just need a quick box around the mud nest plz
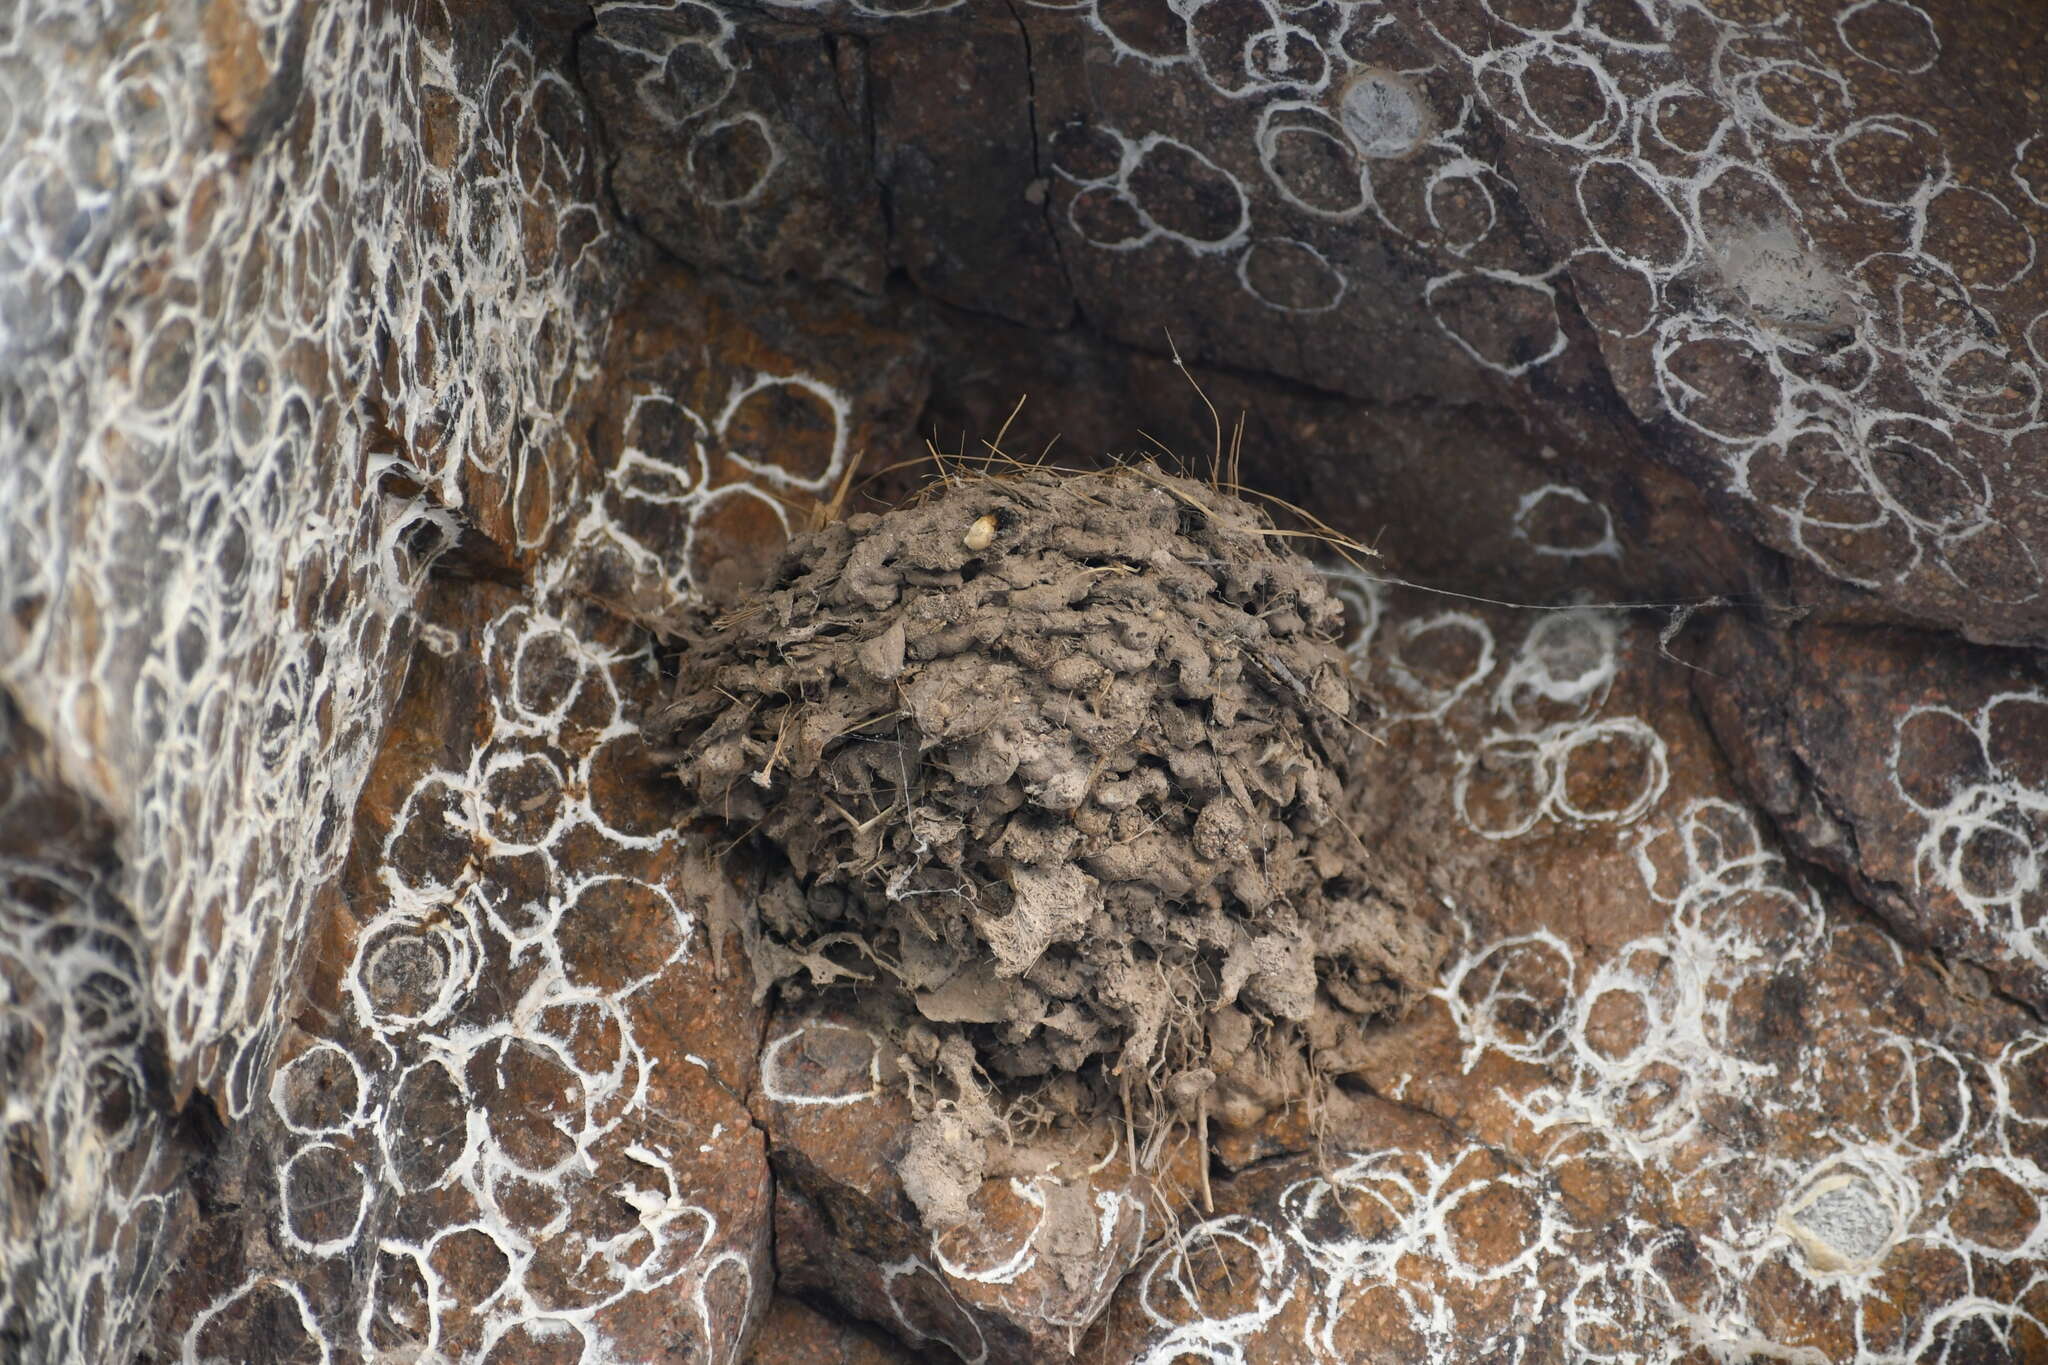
[660,463,1444,1227]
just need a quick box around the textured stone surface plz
[580,6,889,293]
[570,0,2048,643]
[1085,579,2048,1361]
[742,1293,918,1365]
[7,0,2048,1361]
[1698,618,2048,1012]
[145,575,776,1362]
[572,262,927,614]
[0,697,196,1360]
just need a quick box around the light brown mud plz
[661,464,1445,1230]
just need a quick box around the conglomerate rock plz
[3,1,2046,1362]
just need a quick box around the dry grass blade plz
[808,447,869,532]
[1166,329,1225,487]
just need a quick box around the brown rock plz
[203,0,273,142]
[871,19,1074,329]
[1697,616,2048,1010]
[579,10,888,291]
[744,1293,920,1365]
[1072,582,2048,1361]
[1373,0,2048,641]
[573,1,2048,642]
[573,263,928,618]
[148,577,775,1361]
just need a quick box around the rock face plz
[3,1,2046,1363]
[574,0,2048,641]
[1698,618,2048,1013]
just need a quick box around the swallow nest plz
[660,463,1443,1231]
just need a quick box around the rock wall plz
[2,0,2044,1361]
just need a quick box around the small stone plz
[962,513,998,552]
